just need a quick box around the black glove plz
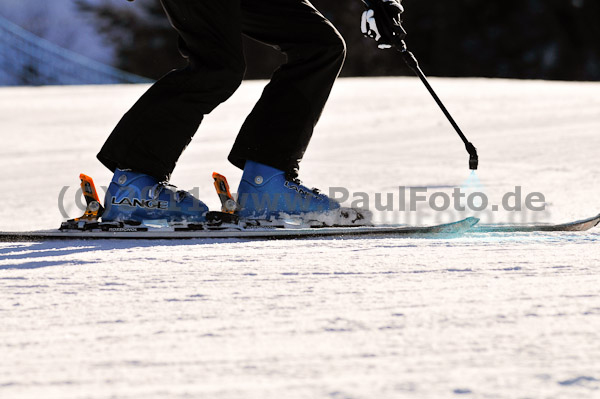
[361,0,407,49]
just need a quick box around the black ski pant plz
[97,0,346,181]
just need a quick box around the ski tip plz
[469,213,600,233]
[466,217,480,227]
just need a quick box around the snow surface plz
[1,78,600,398]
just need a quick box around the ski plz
[3,170,596,241]
[470,213,600,233]
[0,217,479,241]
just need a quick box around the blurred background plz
[1,0,599,86]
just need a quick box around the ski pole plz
[361,0,478,170]
[395,40,479,170]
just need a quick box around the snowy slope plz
[1,78,600,399]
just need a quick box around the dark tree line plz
[77,0,600,81]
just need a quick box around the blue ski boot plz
[236,160,343,224]
[101,169,209,223]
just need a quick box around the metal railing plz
[0,15,151,86]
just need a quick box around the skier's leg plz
[228,0,346,177]
[230,0,349,220]
[97,0,246,182]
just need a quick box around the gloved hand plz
[361,0,406,49]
